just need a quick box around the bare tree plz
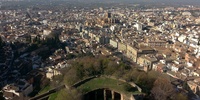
[151,77,175,100]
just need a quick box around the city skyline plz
[1,0,200,100]
[1,0,200,4]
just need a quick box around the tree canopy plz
[46,55,187,100]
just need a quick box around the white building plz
[43,29,51,36]
[134,23,143,31]
[3,79,33,99]
[46,67,61,80]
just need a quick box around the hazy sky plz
[79,0,200,3]
[63,0,200,4]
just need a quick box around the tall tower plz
[107,12,112,24]
[104,12,113,24]
[107,12,111,18]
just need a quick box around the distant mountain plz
[0,0,200,5]
[62,0,200,3]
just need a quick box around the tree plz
[135,72,155,94]
[0,37,4,49]
[63,68,79,86]
[0,37,2,46]
[151,78,175,100]
[123,84,137,92]
[26,35,32,43]
[40,78,50,89]
[51,75,64,87]
[0,92,5,100]
[76,63,85,79]
[172,93,188,100]
[122,69,136,82]
[99,58,109,74]
[55,88,82,100]
[104,61,118,75]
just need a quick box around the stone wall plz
[72,76,98,87]
[101,75,142,92]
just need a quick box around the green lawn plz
[38,85,51,95]
[77,77,141,96]
[37,85,59,100]
[48,92,58,100]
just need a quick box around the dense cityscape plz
[1,0,200,100]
